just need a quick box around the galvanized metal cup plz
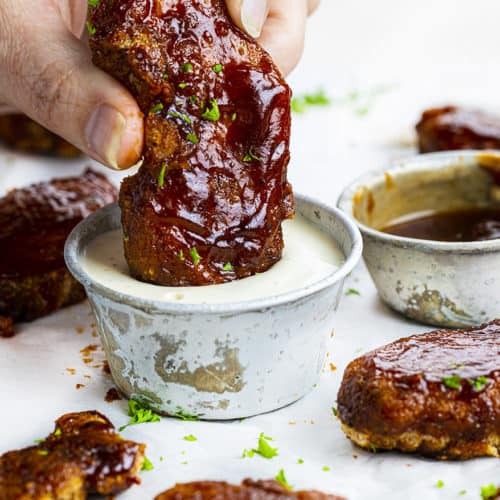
[338,151,500,328]
[65,194,362,420]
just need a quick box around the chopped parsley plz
[297,458,304,464]
[436,480,444,489]
[331,407,338,417]
[322,466,331,472]
[54,428,61,437]
[149,103,164,114]
[88,0,99,7]
[213,63,223,73]
[119,399,161,431]
[291,89,331,114]
[369,443,377,453]
[183,434,197,442]
[37,450,49,456]
[231,112,237,121]
[34,438,45,444]
[469,376,489,392]
[275,469,293,490]
[459,490,466,495]
[168,110,191,125]
[157,163,167,188]
[86,21,96,36]
[243,146,262,162]
[189,96,199,105]
[223,262,233,272]
[179,250,185,262]
[178,83,187,90]
[186,133,199,144]
[346,288,361,296]
[201,99,220,121]
[162,72,169,80]
[442,375,462,390]
[243,432,278,459]
[190,247,202,266]
[141,456,154,471]
[481,484,499,499]
[182,62,193,72]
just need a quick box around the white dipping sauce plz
[82,216,344,304]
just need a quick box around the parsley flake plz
[442,375,462,390]
[37,450,49,456]
[34,438,45,444]
[223,262,233,272]
[190,247,202,266]
[255,433,278,459]
[149,103,164,114]
[436,480,444,489]
[54,428,61,437]
[182,62,193,72]
[297,458,304,464]
[141,456,154,471]
[189,96,199,105]
[213,64,223,73]
[86,21,96,36]
[179,250,185,262]
[243,146,262,162]
[322,466,331,472]
[201,99,220,121]
[158,163,167,188]
[173,410,199,421]
[119,399,161,431]
[481,484,499,499]
[275,469,293,490]
[346,288,361,296]
[183,434,197,442]
[88,0,99,7]
[369,443,377,453]
[178,82,187,89]
[291,90,331,114]
[186,133,199,144]
[331,407,338,417]
[231,112,237,121]
[242,449,255,458]
[469,376,489,392]
[459,490,466,495]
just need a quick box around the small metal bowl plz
[65,194,362,420]
[338,150,500,328]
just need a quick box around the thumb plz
[225,0,271,39]
[0,3,143,169]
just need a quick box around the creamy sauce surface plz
[82,217,344,304]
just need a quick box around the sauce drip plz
[382,206,500,242]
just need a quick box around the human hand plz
[0,0,143,169]
[225,0,320,75]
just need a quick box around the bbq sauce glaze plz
[382,206,500,242]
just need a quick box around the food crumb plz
[84,375,91,380]
[105,387,122,403]
[352,454,358,459]
[66,368,76,375]
[329,362,337,371]
[0,316,14,338]
[102,360,111,374]
[288,421,296,425]
[75,326,85,334]
[76,384,85,390]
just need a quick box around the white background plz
[0,1,499,498]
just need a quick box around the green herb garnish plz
[190,247,202,266]
[322,466,331,472]
[231,112,237,121]
[243,433,278,459]
[223,262,233,272]
[34,438,45,444]
[346,288,361,296]
[291,89,330,114]
[297,458,304,464]
[481,484,499,499]
[243,146,262,162]
[141,456,154,471]
[158,163,167,188]
[179,250,185,261]
[213,64,223,73]
[178,82,187,89]
[168,110,191,124]
[369,443,377,453]
[150,103,164,114]
[119,399,161,431]
[182,62,193,72]
[201,99,220,121]
[331,407,338,417]
[86,21,96,36]
[186,133,199,144]
[88,0,99,7]
[189,96,199,105]
[37,450,49,456]
[242,449,255,458]
[183,434,197,442]
[442,375,462,390]
[173,410,199,421]
[459,490,466,495]
[436,480,444,489]
[275,469,293,490]
[469,376,489,392]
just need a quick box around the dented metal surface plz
[338,151,500,328]
[65,195,363,419]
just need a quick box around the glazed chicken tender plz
[337,320,500,459]
[89,0,294,286]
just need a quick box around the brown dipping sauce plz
[382,206,500,242]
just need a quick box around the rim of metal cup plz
[65,192,363,315]
[337,150,500,255]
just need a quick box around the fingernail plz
[241,0,267,38]
[85,104,127,170]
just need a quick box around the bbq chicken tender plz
[0,411,146,500]
[89,0,294,286]
[337,320,500,460]
[156,479,346,500]
[416,106,500,152]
